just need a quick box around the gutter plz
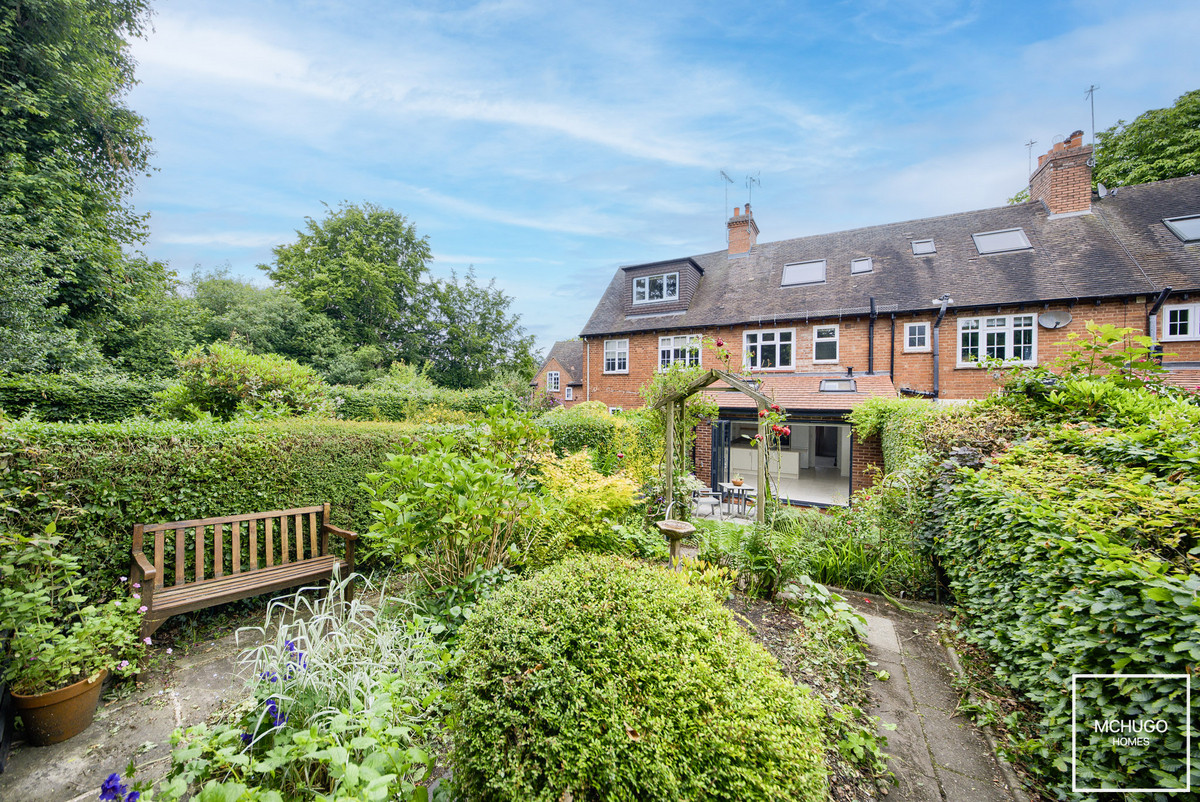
[868,297,877,374]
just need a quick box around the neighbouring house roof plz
[700,373,898,413]
[580,175,1200,338]
[539,340,584,382]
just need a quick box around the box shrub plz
[0,417,458,598]
[0,373,165,422]
[450,554,828,801]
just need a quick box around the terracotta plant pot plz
[11,669,107,746]
[732,479,743,487]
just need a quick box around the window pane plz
[815,340,837,361]
[912,239,935,255]
[1169,308,1190,337]
[761,343,777,368]
[778,341,792,366]
[972,228,1032,254]
[1164,215,1200,242]
[851,257,873,274]
[961,329,979,362]
[815,326,836,340]
[780,331,793,344]
[665,274,678,298]
[648,276,664,300]
[781,260,826,286]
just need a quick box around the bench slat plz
[232,521,241,575]
[266,518,274,568]
[309,511,318,557]
[294,513,303,561]
[152,557,346,618]
[214,523,224,578]
[141,506,324,533]
[154,529,164,588]
[250,520,258,571]
[175,527,185,587]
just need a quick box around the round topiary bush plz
[449,554,828,801]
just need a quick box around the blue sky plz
[127,0,1200,358]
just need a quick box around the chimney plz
[1028,130,1093,216]
[727,202,759,255]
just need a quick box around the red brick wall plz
[1029,133,1092,216]
[694,421,712,486]
[851,433,883,496]
[533,358,582,408]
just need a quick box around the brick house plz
[573,131,1200,505]
[532,340,585,408]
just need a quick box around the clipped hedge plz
[0,374,166,422]
[332,383,513,421]
[0,418,464,597]
[450,554,828,801]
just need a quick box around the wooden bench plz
[131,503,357,638]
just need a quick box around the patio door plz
[710,420,731,489]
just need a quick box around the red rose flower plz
[715,339,724,347]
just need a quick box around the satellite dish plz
[1039,310,1073,329]
[1097,182,1108,198]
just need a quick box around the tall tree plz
[1094,89,1200,187]
[262,202,433,364]
[0,0,155,365]
[423,268,537,389]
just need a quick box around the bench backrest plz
[133,504,332,589]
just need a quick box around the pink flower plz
[617,452,625,459]
[138,606,148,613]
[133,594,140,600]
[118,660,130,669]
[166,648,173,655]
[782,427,791,436]
[143,637,152,645]
[133,583,141,589]
[120,576,129,583]
[715,339,724,347]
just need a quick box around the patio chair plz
[692,489,722,520]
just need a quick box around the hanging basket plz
[11,670,108,746]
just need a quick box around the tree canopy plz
[1094,89,1200,187]
[262,202,434,364]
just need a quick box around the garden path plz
[843,590,1029,802]
[0,631,249,802]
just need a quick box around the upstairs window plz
[973,228,1032,254]
[904,322,930,353]
[1163,215,1200,243]
[911,239,936,255]
[1162,304,1200,340]
[851,257,873,274]
[659,334,701,369]
[958,315,1036,366]
[632,272,679,305]
[604,339,629,373]
[744,329,794,370]
[781,260,826,286]
[546,371,560,392]
[813,324,839,363]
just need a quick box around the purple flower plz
[143,637,152,645]
[118,660,130,670]
[127,793,141,802]
[132,583,141,589]
[241,732,253,744]
[138,606,148,614]
[132,594,140,600]
[120,576,128,583]
[100,772,127,801]
[285,639,297,653]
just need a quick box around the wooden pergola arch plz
[653,368,774,524]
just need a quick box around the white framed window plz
[781,260,826,286]
[911,239,936,255]
[659,334,701,369]
[973,228,1032,254]
[632,272,679,305]
[813,324,839,363]
[744,329,794,370]
[851,257,873,274]
[608,407,622,414]
[546,371,560,392]
[565,386,574,401]
[603,339,629,373]
[1162,304,1200,341]
[957,315,1036,366]
[904,322,930,353]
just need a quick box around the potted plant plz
[731,474,744,487]
[0,529,145,745]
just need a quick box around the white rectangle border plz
[1071,673,1192,794]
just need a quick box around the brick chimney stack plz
[727,203,759,255]
[1029,130,1093,216]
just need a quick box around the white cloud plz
[155,231,288,248]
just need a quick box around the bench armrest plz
[322,523,358,541]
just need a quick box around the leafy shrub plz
[0,373,165,422]
[528,450,640,564]
[695,516,821,599]
[450,555,828,801]
[333,362,517,422]
[156,340,333,420]
[0,417,445,599]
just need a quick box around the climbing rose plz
[715,339,724,347]
[758,410,768,418]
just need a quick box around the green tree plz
[0,0,155,364]
[423,268,538,389]
[1094,89,1200,187]
[0,248,103,373]
[262,202,433,363]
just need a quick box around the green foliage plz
[1095,88,1200,187]
[674,555,737,602]
[0,373,166,422]
[363,405,550,590]
[156,341,334,421]
[450,555,829,801]
[0,248,103,373]
[528,450,640,564]
[1,531,145,694]
[333,382,515,422]
[0,417,437,598]
[263,202,433,364]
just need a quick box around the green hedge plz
[332,383,513,421]
[0,418,466,597]
[450,554,828,801]
[0,374,166,422]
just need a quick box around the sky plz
[126,0,1200,358]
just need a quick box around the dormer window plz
[633,272,679,304]
[1163,215,1200,243]
[911,239,935,255]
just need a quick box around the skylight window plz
[1163,215,1200,243]
[850,257,873,274]
[819,379,856,392]
[972,228,1032,254]
[781,260,826,286]
[911,239,935,255]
